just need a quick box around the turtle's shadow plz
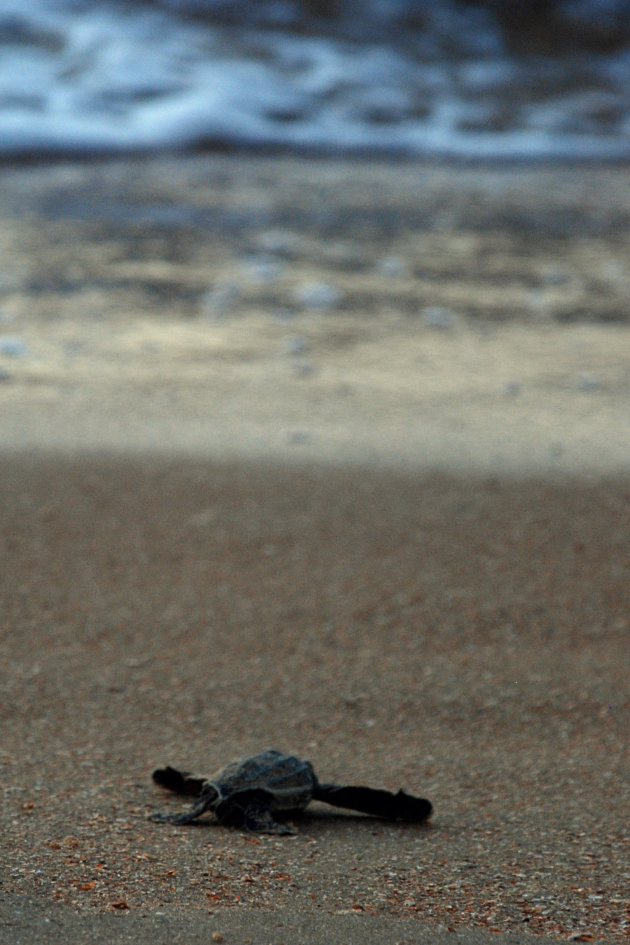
[178,806,433,836]
[288,808,433,835]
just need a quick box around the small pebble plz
[527,289,548,313]
[272,307,296,322]
[256,229,302,258]
[576,372,600,391]
[283,335,307,356]
[376,255,407,277]
[0,336,28,357]
[291,358,316,376]
[200,282,240,319]
[212,933,224,943]
[288,430,310,444]
[294,282,343,311]
[324,240,362,267]
[420,306,460,330]
[540,267,568,285]
[240,254,284,283]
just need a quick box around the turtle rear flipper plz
[313,784,432,823]
[244,807,294,835]
[153,766,205,796]
[215,790,296,835]
[242,804,294,834]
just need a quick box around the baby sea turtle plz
[149,749,432,835]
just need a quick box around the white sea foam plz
[1,0,630,161]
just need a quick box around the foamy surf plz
[2,0,630,161]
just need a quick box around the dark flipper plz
[152,766,205,796]
[215,790,294,835]
[149,809,204,826]
[242,805,294,835]
[149,781,220,825]
[313,784,432,823]
[214,796,295,835]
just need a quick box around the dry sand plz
[0,156,629,944]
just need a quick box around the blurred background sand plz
[1,156,630,474]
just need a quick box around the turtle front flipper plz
[149,782,220,826]
[313,784,433,823]
[149,810,202,826]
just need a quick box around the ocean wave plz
[1,0,630,161]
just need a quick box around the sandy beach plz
[1,156,629,943]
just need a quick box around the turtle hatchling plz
[149,749,432,835]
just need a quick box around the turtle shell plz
[211,750,317,812]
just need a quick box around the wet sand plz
[0,156,629,943]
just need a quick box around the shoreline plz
[1,155,630,476]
